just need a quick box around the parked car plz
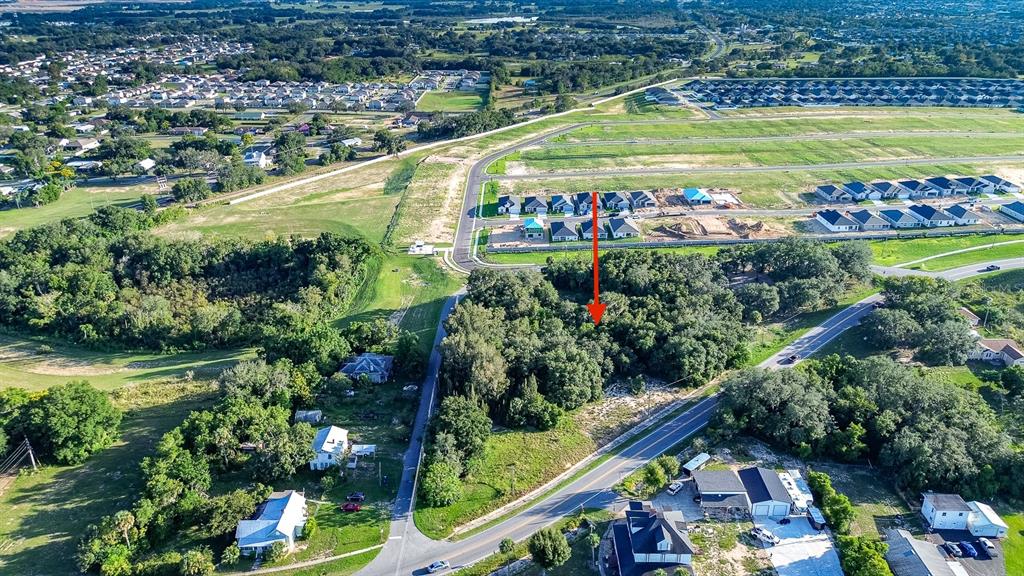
[978,537,997,556]
[346,492,366,502]
[342,502,361,512]
[779,518,791,525]
[666,481,684,496]
[943,542,962,557]
[750,527,780,545]
[958,541,978,558]
[427,560,450,573]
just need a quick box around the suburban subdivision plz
[1,2,1023,576]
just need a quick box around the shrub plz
[527,527,571,569]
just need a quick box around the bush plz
[837,535,892,576]
[420,460,462,507]
[171,177,212,202]
[266,541,287,562]
[179,548,215,576]
[527,527,571,569]
[220,545,240,566]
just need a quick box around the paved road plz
[759,257,1024,367]
[488,154,1024,182]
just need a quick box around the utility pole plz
[25,438,37,471]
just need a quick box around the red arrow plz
[586,191,607,325]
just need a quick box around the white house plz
[907,205,956,227]
[496,195,521,216]
[945,204,981,225]
[999,200,1024,222]
[309,425,349,470]
[966,501,1009,538]
[968,338,1024,367]
[921,493,971,530]
[982,175,1022,194]
[815,209,858,232]
[607,217,641,239]
[244,147,274,169]
[236,490,307,557]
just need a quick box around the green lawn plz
[0,182,152,238]
[414,418,597,539]
[907,243,1024,272]
[0,382,219,576]
[870,234,1024,267]
[815,464,919,539]
[0,333,252,392]
[517,134,1024,172]
[1005,513,1024,575]
[417,89,487,112]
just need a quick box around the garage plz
[773,503,791,517]
[752,503,771,518]
[740,467,796,519]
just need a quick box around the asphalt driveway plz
[756,517,843,576]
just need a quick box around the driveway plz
[925,531,1006,576]
[755,517,843,576]
[650,479,703,522]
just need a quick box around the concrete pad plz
[870,199,885,206]
[756,518,843,576]
[651,479,704,522]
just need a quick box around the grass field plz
[816,464,918,539]
[564,112,1024,142]
[391,158,464,246]
[414,417,596,539]
[1005,513,1024,575]
[0,181,154,238]
[870,234,1024,267]
[416,89,487,112]
[904,242,1024,271]
[0,381,219,576]
[514,134,1024,172]
[0,333,251,392]
[502,161,1004,208]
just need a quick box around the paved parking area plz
[651,479,704,522]
[756,517,843,576]
[925,531,1006,576]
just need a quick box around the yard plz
[0,180,157,238]
[417,89,487,112]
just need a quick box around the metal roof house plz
[236,491,308,557]
[309,425,349,470]
[885,529,956,576]
[683,187,713,205]
[738,467,793,519]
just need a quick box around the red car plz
[342,502,362,512]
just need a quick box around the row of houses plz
[815,175,1021,203]
[521,216,642,241]
[409,69,484,92]
[815,203,984,232]
[683,78,1024,109]
[497,191,656,216]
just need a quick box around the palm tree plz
[587,532,600,566]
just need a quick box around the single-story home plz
[848,209,891,231]
[574,192,595,214]
[629,190,657,209]
[999,200,1024,222]
[549,195,574,214]
[844,181,878,200]
[236,491,308,557]
[309,425,349,470]
[878,209,921,228]
[683,187,713,205]
[969,338,1024,367]
[923,176,956,196]
[816,209,859,232]
[610,501,696,576]
[815,184,853,203]
[693,470,750,519]
[898,179,935,198]
[885,529,957,576]
[944,204,981,225]
[549,220,579,242]
[522,196,547,215]
[497,195,521,216]
[580,218,609,240]
[339,352,394,383]
[608,217,641,239]
[869,181,905,199]
[907,205,956,227]
[521,217,545,239]
[982,174,1022,194]
[602,192,632,212]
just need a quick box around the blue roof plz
[684,188,712,201]
[1002,201,1024,215]
[844,182,867,194]
[522,217,544,229]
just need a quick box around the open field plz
[414,418,596,539]
[513,134,1024,172]
[814,464,918,539]
[501,161,1008,207]
[0,333,251,392]
[417,89,487,112]
[870,234,1024,267]
[564,111,1024,142]
[1006,513,1024,575]
[0,181,157,238]
[391,156,466,246]
[906,243,1024,271]
[0,381,219,576]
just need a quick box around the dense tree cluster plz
[75,358,321,575]
[0,381,121,465]
[860,277,975,364]
[0,206,378,352]
[806,471,855,534]
[715,355,1019,497]
[837,536,892,576]
[416,108,518,141]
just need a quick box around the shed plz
[682,453,711,475]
